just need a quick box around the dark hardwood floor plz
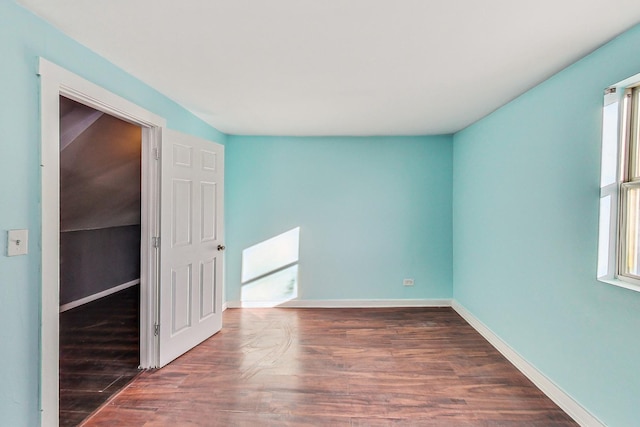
[59,285,141,426]
[84,307,576,426]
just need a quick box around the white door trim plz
[38,58,166,427]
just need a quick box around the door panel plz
[171,264,192,333]
[159,128,224,367]
[201,182,217,241]
[200,258,216,318]
[172,180,192,246]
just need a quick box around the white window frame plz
[597,72,640,292]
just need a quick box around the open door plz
[158,129,224,367]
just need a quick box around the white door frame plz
[38,58,166,426]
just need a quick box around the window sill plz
[597,277,640,293]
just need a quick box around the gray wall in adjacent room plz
[59,225,141,305]
[59,97,142,306]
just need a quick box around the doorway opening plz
[40,59,225,427]
[58,96,143,425]
[39,59,165,427]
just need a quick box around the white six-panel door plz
[159,129,224,367]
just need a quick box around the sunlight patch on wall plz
[241,227,300,307]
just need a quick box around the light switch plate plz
[8,229,28,256]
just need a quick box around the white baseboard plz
[451,301,604,427]
[225,298,452,309]
[59,279,140,312]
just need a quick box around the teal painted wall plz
[453,24,640,426]
[0,1,225,424]
[226,135,453,303]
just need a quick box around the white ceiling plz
[17,0,640,136]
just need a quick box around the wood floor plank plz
[85,307,577,426]
[59,285,140,426]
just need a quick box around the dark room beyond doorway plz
[58,96,143,425]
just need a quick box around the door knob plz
[217,244,226,251]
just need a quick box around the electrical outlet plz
[403,278,414,286]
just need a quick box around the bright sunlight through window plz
[597,75,640,292]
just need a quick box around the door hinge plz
[153,147,159,160]
[154,323,160,336]
[152,236,160,248]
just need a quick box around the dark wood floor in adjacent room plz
[85,307,577,426]
[59,285,141,427]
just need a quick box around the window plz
[598,74,640,292]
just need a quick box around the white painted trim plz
[599,276,640,293]
[451,301,604,427]
[59,279,140,312]
[39,59,166,127]
[226,299,453,309]
[38,58,166,427]
[39,58,61,427]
